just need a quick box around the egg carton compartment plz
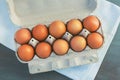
[7,0,104,74]
[63,32,73,42]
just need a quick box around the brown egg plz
[49,20,66,38]
[15,28,31,44]
[17,44,34,61]
[53,39,69,55]
[87,32,103,49]
[83,15,100,32]
[32,24,48,41]
[70,36,86,52]
[67,19,82,35]
[36,42,52,59]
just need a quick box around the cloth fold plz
[0,0,120,80]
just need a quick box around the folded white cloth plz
[0,0,120,80]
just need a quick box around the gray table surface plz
[0,0,120,80]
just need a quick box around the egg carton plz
[27,26,103,74]
[7,0,103,74]
[28,29,103,74]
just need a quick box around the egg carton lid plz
[7,0,99,27]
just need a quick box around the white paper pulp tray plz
[7,0,103,74]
